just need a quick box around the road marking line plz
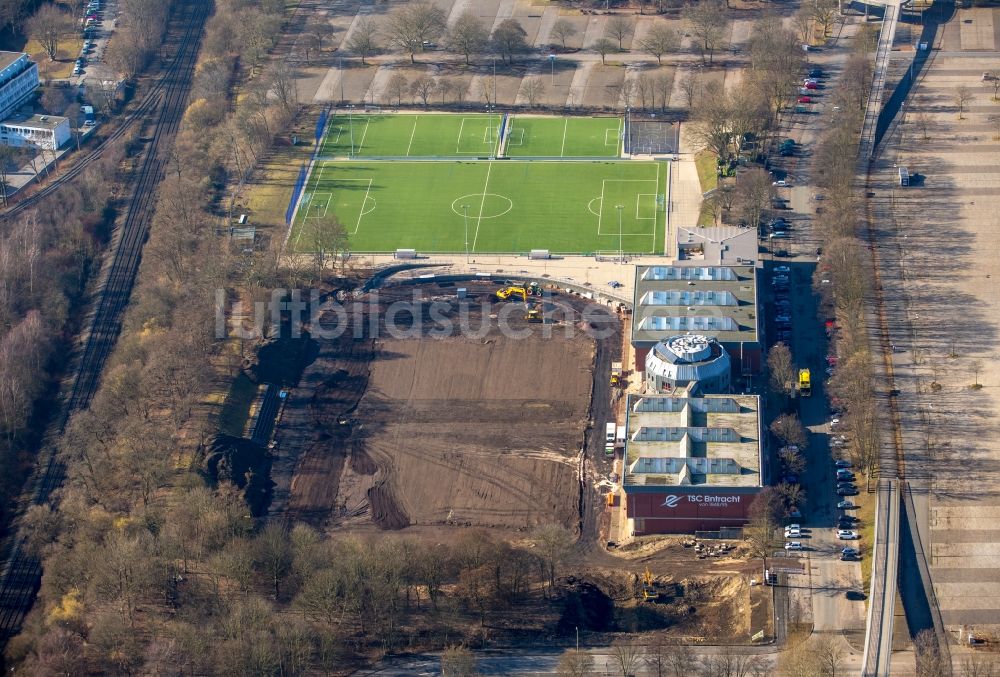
[406,116,419,156]
[357,118,370,154]
[472,161,494,252]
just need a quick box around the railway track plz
[0,0,205,221]
[0,0,209,648]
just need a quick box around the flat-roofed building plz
[631,264,760,376]
[674,225,758,265]
[622,393,763,534]
[0,114,71,150]
[0,52,39,122]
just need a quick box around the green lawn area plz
[321,113,502,158]
[694,150,719,193]
[291,159,667,254]
[29,37,84,80]
[504,115,622,157]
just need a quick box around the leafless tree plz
[644,638,696,677]
[410,76,437,107]
[491,18,529,64]
[348,17,379,65]
[768,342,795,396]
[437,77,457,103]
[810,0,839,37]
[955,85,973,119]
[594,37,616,65]
[557,649,594,677]
[779,447,806,474]
[441,645,478,676]
[521,77,545,108]
[744,487,782,577]
[815,635,846,676]
[679,72,701,109]
[551,19,578,50]
[606,15,633,51]
[793,6,813,43]
[611,637,644,676]
[447,11,489,65]
[735,167,774,230]
[914,629,947,677]
[914,110,934,140]
[653,73,672,111]
[960,654,1000,677]
[986,72,1000,100]
[385,2,448,63]
[683,0,728,65]
[970,359,984,388]
[26,5,74,61]
[640,23,681,65]
[771,413,807,449]
[386,73,409,106]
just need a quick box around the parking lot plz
[760,19,869,642]
[71,0,120,94]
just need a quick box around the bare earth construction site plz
[270,282,619,535]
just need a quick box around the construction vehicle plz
[798,368,811,397]
[495,286,529,302]
[610,361,624,387]
[525,306,543,323]
[641,567,658,602]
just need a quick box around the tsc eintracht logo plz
[661,495,680,508]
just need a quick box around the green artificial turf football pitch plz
[291,113,667,254]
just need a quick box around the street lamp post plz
[548,54,556,86]
[463,204,470,263]
[616,204,624,263]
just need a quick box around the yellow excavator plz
[496,282,542,302]
[496,286,529,302]
[641,567,658,602]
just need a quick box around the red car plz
[797,95,812,103]
[804,81,819,90]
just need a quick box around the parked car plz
[772,179,788,187]
[837,499,855,509]
[837,530,859,540]
[774,265,790,275]
[785,541,803,551]
[770,231,791,240]
[837,486,857,496]
[797,95,812,104]
[780,146,795,156]
[809,68,823,78]
[785,528,801,538]
[835,459,852,468]
[846,590,866,601]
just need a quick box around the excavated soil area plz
[271,283,620,533]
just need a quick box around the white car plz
[774,266,790,275]
[785,523,800,531]
[784,528,801,538]
[785,541,803,551]
[772,179,788,187]
[830,418,841,428]
[837,530,859,540]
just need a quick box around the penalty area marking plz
[587,196,603,217]
[596,178,660,236]
[507,128,525,146]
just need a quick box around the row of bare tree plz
[6,0,589,671]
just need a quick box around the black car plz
[809,68,823,78]
[774,249,790,257]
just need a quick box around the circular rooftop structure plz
[645,335,731,392]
